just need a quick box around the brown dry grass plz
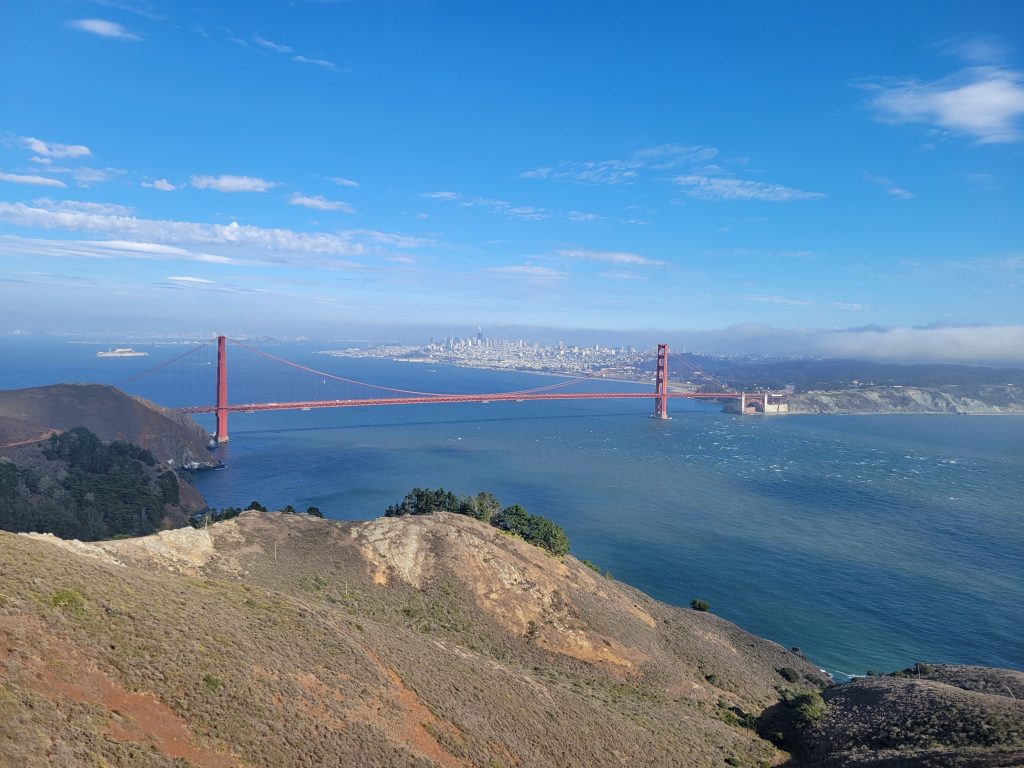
[8,510,976,768]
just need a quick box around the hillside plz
[0,384,218,469]
[789,386,1024,415]
[1,510,825,767]
[2,512,1021,767]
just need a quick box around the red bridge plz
[123,336,786,443]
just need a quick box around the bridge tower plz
[215,335,229,443]
[652,343,670,420]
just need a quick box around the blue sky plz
[1,1,1023,361]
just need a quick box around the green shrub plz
[790,690,827,726]
[202,674,222,691]
[690,598,711,612]
[384,488,570,556]
[49,589,85,613]
[778,667,800,683]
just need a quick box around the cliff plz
[789,385,1024,415]
[2,512,1020,767]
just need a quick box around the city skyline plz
[1,2,1023,363]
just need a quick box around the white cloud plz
[253,35,293,53]
[489,265,568,280]
[293,55,337,71]
[288,193,354,213]
[866,66,1024,144]
[68,18,141,41]
[0,172,67,188]
[21,137,91,159]
[143,178,177,191]
[191,174,277,193]
[0,201,432,259]
[330,176,360,187]
[599,270,646,280]
[557,248,664,266]
[674,175,824,202]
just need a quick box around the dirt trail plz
[0,428,60,448]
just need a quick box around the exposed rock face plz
[4,512,1020,767]
[790,385,1024,415]
[0,383,218,468]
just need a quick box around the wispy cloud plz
[0,236,243,265]
[88,0,164,20]
[674,175,823,202]
[599,270,647,280]
[557,248,664,266]
[863,65,1024,144]
[69,18,142,41]
[520,144,719,184]
[20,137,91,159]
[71,166,126,187]
[165,276,215,284]
[0,201,432,260]
[241,33,342,73]
[330,176,359,187]
[142,178,177,191]
[0,172,67,188]
[289,193,354,213]
[489,265,568,281]
[293,55,338,71]
[421,191,598,223]
[33,199,133,216]
[745,294,867,310]
[253,35,293,53]
[864,173,914,199]
[191,174,277,193]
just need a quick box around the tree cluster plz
[0,427,182,540]
[384,487,569,555]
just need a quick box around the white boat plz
[96,347,149,358]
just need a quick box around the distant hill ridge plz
[0,383,218,468]
[1,511,1021,767]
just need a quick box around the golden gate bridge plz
[122,336,787,443]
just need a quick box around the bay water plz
[3,338,1022,679]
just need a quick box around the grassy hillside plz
[2,511,1020,767]
[0,511,828,767]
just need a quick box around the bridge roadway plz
[178,390,742,414]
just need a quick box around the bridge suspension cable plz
[117,339,215,386]
[225,337,609,398]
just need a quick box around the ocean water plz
[3,337,1023,678]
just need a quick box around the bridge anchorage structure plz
[123,336,788,444]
